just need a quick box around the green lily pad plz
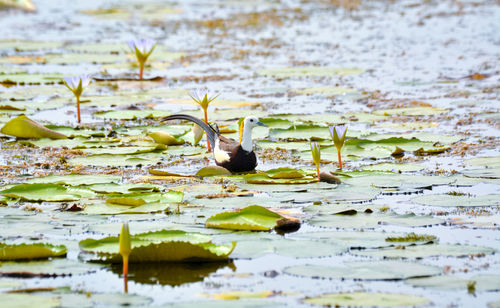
[1,115,67,139]
[79,230,235,263]
[0,294,60,308]
[406,274,500,291]
[0,242,67,261]
[0,259,103,276]
[0,39,62,51]
[413,194,500,207]
[106,191,183,205]
[25,174,121,186]
[82,144,166,155]
[94,109,171,120]
[264,167,308,179]
[293,87,357,95]
[362,163,424,172]
[308,212,443,229]
[206,205,300,231]
[43,53,125,65]
[244,174,317,184]
[373,107,448,116]
[355,244,495,259]
[148,131,185,145]
[88,183,160,194]
[465,156,500,168]
[462,168,500,179]
[69,152,163,167]
[258,66,364,77]
[196,166,232,177]
[303,292,430,307]
[284,260,441,280]
[0,183,94,202]
[0,73,65,85]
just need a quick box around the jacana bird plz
[162,114,266,172]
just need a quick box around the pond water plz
[0,0,499,307]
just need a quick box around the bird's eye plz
[250,119,254,122]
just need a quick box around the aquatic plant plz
[192,124,204,145]
[63,75,91,123]
[119,222,131,292]
[385,233,437,242]
[329,125,348,169]
[189,89,220,150]
[128,39,157,80]
[310,142,321,181]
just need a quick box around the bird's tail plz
[161,114,217,148]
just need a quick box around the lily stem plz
[337,150,342,170]
[76,96,81,123]
[139,63,144,80]
[316,164,320,181]
[123,255,129,293]
[203,108,211,151]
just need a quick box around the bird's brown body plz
[162,114,262,173]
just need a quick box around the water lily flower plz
[63,75,91,123]
[119,222,131,291]
[128,39,157,80]
[310,142,321,181]
[189,89,220,150]
[329,125,348,169]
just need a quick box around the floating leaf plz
[284,261,441,280]
[362,163,424,172]
[0,115,67,139]
[355,244,495,259]
[259,67,364,77]
[206,205,300,231]
[94,109,170,120]
[0,243,67,261]
[264,167,307,179]
[196,166,232,177]
[413,194,500,207]
[0,183,94,202]
[303,292,430,307]
[149,131,185,145]
[244,174,317,184]
[25,174,121,186]
[373,107,448,116]
[308,212,443,229]
[406,274,500,291]
[0,294,59,308]
[79,230,235,263]
[0,73,65,85]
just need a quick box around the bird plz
[162,114,267,173]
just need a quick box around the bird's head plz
[243,116,267,129]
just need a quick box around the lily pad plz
[69,152,163,167]
[308,212,443,229]
[0,242,67,261]
[1,115,67,139]
[284,260,441,280]
[79,230,235,263]
[303,292,430,307]
[406,274,500,291]
[94,109,171,120]
[0,183,94,202]
[258,67,364,77]
[196,166,232,177]
[0,294,60,308]
[373,107,448,116]
[362,163,424,172]
[0,73,65,85]
[355,244,496,259]
[25,174,121,186]
[244,174,317,184]
[413,194,500,207]
[206,205,300,231]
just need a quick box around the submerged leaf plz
[0,243,67,261]
[0,115,67,139]
[206,205,300,231]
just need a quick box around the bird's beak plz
[256,121,267,127]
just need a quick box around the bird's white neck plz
[240,124,253,152]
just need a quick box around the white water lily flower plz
[64,75,91,97]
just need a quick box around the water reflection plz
[110,261,236,287]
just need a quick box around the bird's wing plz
[217,135,240,154]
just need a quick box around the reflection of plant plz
[310,142,321,181]
[119,222,131,292]
[189,89,220,151]
[329,125,348,169]
[63,75,91,123]
[467,280,476,294]
[128,39,157,80]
